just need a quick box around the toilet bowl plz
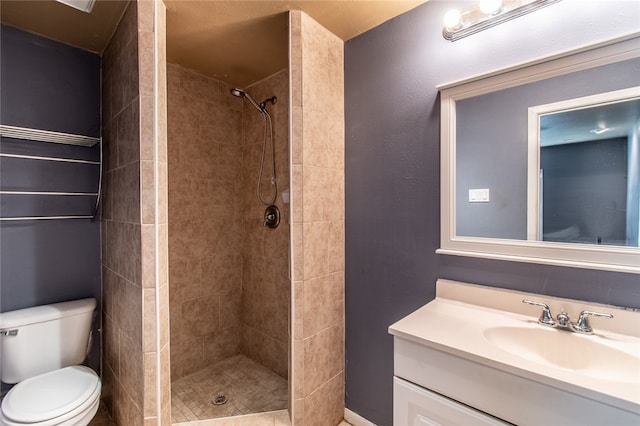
[0,366,101,426]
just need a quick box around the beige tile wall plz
[239,69,290,380]
[102,0,168,424]
[166,63,245,381]
[290,11,346,426]
[167,64,290,384]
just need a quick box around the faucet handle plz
[571,310,613,334]
[522,299,556,327]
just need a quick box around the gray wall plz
[542,138,627,245]
[0,25,101,374]
[344,1,640,424]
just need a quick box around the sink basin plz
[484,326,640,383]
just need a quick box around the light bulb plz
[444,9,462,30]
[479,0,503,15]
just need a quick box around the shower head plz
[230,88,245,98]
[230,88,263,113]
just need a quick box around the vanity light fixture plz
[55,0,96,13]
[443,0,561,41]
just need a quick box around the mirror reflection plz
[454,57,640,246]
[536,96,640,247]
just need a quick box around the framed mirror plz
[438,33,640,273]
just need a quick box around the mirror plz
[438,33,640,273]
[527,88,640,247]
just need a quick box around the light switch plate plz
[469,188,490,202]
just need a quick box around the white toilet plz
[0,298,101,426]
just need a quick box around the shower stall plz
[166,65,290,422]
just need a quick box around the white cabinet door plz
[394,377,511,426]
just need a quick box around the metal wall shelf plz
[0,126,102,221]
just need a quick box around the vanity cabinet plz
[390,279,640,426]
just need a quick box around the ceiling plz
[1,0,428,87]
[540,98,640,147]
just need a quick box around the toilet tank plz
[0,298,96,384]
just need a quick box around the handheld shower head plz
[230,88,245,98]
[230,87,263,113]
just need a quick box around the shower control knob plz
[264,205,280,229]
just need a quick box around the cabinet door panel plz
[394,377,511,426]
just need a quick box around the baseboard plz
[344,408,377,426]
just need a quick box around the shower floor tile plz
[171,354,288,423]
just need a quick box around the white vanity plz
[389,279,640,425]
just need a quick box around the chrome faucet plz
[522,299,556,326]
[522,299,613,334]
[571,310,614,334]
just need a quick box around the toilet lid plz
[1,365,100,423]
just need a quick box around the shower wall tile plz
[181,295,220,340]
[140,95,155,161]
[301,14,343,115]
[204,325,241,365]
[303,323,344,397]
[220,288,242,324]
[302,227,337,277]
[303,271,344,338]
[239,69,290,380]
[143,287,157,352]
[110,162,140,224]
[327,220,345,272]
[103,312,120,378]
[293,280,304,340]
[157,162,168,225]
[302,107,344,170]
[293,338,304,399]
[115,35,139,118]
[113,374,143,426]
[304,371,345,426]
[168,62,249,381]
[143,351,158,417]
[290,10,345,423]
[291,107,303,165]
[290,12,302,109]
[120,330,144,409]
[302,165,344,222]
[138,31,154,97]
[172,335,206,378]
[102,361,115,413]
[117,279,143,351]
[102,0,136,77]
[160,345,171,423]
[159,279,170,348]
[169,253,200,303]
[240,325,288,379]
[141,224,156,288]
[116,100,141,168]
[101,0,168,422]
[104,220,142,285]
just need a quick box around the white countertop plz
[389,279,640,414]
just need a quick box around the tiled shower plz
[166,63,290,421]
[100,2,345,424]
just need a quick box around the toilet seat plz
[0,366,101,426]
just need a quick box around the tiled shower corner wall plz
[101,0,169,424]
[290,11,346,426]
[167,64,290,382]
[240,69,290,380]
[166,63,245,380]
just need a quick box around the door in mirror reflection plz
[533,94,640,247]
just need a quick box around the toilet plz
[0,298,101,426]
